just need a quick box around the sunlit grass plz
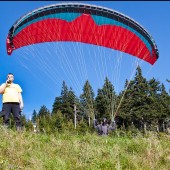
[0,128,170,170]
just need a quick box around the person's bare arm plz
[18,92,24,110]
[0,83,7,94]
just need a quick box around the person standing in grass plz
[94,118,115,135]
[94,119,103,135]
[0,73,24,130]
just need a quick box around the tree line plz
[2,66,169,134]
[29,66,170,133]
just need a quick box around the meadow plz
[0,128,170,170]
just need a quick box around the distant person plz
[94,118,115,136]
[94,119,103,135]
[101,119,108,135]
[0,73,24,130]
[108,119,116,132]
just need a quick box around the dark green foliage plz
[80,80,95,126]
[95,77,117,119]
[20,113,27,127]
[31,109,37,123]
[52,81,77,121]
[118,66,170,131]
[25,119,34,131]
[19,66,169,133]
[77,119,89,134]
[53,110,65,132]
[36,105,51,133]
[37,105,50,117]
[52,96,62,114]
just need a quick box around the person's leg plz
[11,103,21,129]
[2,103,11,127]
[0,110,5,117]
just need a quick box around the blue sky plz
[0,1,170,119]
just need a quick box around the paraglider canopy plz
[6,3,159,65]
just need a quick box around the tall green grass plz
[0,128,170,170]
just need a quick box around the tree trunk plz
[162,122,165,132]
[74,104,77,129]
[144,122,147,134]
[74,110,77,129]
[88,116,91,127]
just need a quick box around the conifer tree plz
[37,105,51,133]
[52,82,78,126]
[32,109,37,123]
[95,77,116,120]
[118,66,150,129]
[68,87,77,107]
[118,79,135,128]
[157,84,170,130]
[52,96,62,114]
[37,105,50,117]
[147,78,161,125]
[20,113,27,129]
[80,80,95,126]
[60,81,73,119]
[132,66,150,124]
[61,81,69,104]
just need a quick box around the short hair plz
[8,73,14,76]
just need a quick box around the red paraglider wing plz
[6,3,159,65]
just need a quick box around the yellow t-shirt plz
[2,83,22,103]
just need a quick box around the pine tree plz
[68,87,77,107]
[37,105,51,133]
[80,80,95,126]
[157,84,170,131]
[52,82,78,127]
[60,81,73,120]
[37,105,50,117]
[95,77,116,120]
[32,109,37,123]
[146,78,170,131]
[20,113,27,129]
[52,96,62,114]
[61,81,69,104]
[95,88,106,119]
[118,79,135,128]
[118,66,151,129]
[130,66,151,129]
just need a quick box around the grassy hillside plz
[0,128,170,170]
